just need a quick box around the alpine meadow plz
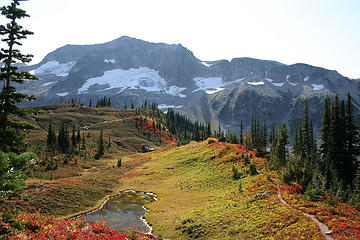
[1,0,360,239]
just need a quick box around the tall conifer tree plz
[0,0,37,152]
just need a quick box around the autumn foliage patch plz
[1,211,157,240]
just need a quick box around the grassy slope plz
[118,141,323,239]
[6,104,171,217]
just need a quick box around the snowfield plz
[33,61,76,77]
[201,61,213,67]
[104,58,116,64]
[272,82,285,87]
[193,76,246,94]
[311,84,324,90]
[77,67,187,98]
[56,92,69,97]
[165,86,187,98]
[247,81,264,86]
[158,104,183,110]
[42,82,56,86]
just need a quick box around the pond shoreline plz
[67,189,158,236]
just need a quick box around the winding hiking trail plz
[272,178,334,240]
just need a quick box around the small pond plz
[83,190,157,234]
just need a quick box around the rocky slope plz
[19,36,360,135]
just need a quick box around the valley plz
[2,104,360,239]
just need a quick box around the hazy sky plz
[2,0,360,78]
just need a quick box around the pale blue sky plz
[2,0,360,78]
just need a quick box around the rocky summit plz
[19,36,360,135]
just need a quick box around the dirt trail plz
[273,179,334,240]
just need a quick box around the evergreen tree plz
[293,120,301,156]
[302,100,312,161]
[46,117,56,149]
[0,0,37,152]
[71,125,76,147]
[108,97,111,106]
[81,132,86,150]
[57,121,69,154]
[218,122,222,138]
[206,121,211,139]
[345,93,359,185]
[250,116,255,148]
[262,119,267,152]
[95,129,104,159]
[272,123,289,169]
[354,165,360,195]
[76,128,81,143]
[320,96,331,158]
[328,95,341,176]
[89,98,92,107]
[239,120,243,145]
[194,123,201,142]
[269,122,276,151]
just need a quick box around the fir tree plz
[81,132,86,150]
[345,93,359,185]
[46,117,56,149]
[272,123,289,169]
[71,125,76,147]
[262,119,267,152]
[0,0,37,152]
[89,98,92,107]
[76,128,81,144]
[57,121,69,154]
[239,120,243,145]
[95,129,104,159]
[354,165,360,195]
[320,96,331,158]
[206,121,211,139]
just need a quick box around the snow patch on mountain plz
[247,81,264,86]
[311,84,324,90]
[265,78,274,83]
[206,88,224,94]
[158,104,183,110]
[43,82,55,86]
[193,77,223,91]
[56,92,69,97]
[34,61,76,77]
[104,58,116,64]
[77,67,187,97]
[165,86,187,98]
[304,76,309,81]
[287,80,297,86]
[201,61,213,67]
[272,82,284,87]
[193,76,246,94]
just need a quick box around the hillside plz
[2,103,359,240]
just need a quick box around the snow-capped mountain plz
[19,36,360,134]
